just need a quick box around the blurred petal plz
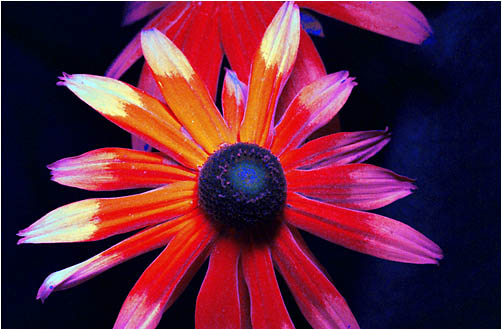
[299,10,325,37]
[107,2,192,79]
[196,235,246,328]
[37,212,195,302]
[141,29,234,153]
[222,69,247,141]
[49,148,196,191]
[301,1,433,44]
[18,181,196,243]
[280,129,391,171]
[240,2,300,146]
[113,213,215,329]
[59,73,208,169]
[242,237,294,329]
[286,163,416,210]
[285,192,443,264]
[272,71,357,157]
[122,1,169,26]
[271,224,359,329]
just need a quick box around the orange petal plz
[17,181,197,243]
[222,70,247,141]
[141,29,234,153]
[239,2,300,146]
[49,148,196,191]
[59,73,208,169]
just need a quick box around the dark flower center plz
[198,143,287,229]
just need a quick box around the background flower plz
[2,2,500,328]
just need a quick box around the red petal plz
[59,73,208,169]
[196,235,246,328]
[36,211,195,302]
[222,69,248,141]
[300,1,433,44]
[280,129,391,171]
[285,192,443,264]
[122,2,169,26]
[286,163,416,210]
[48,148,196,191]
[271,224,359,329]
[141,29,234,153]
[18,181,196,244]
[242,236,294,329]
[271,71,357,156]
[113,213,215,329]
[239,2,300,146]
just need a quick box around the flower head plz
[19,3,441,328]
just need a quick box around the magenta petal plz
[122,2,170,26]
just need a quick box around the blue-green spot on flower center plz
[198,143,287,229]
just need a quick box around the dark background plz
[2,2,500,328]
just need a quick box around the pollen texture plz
[198,143,286,228]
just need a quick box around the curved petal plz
[122,2,170,26]
[271,224,359,329]
[58,73,208,169]
[106,2,192,79]
[239,2,300,147]
[280,129,391,171]
[195,235,247,328]
[286,163,416,210]
[17,181,197,244]
[222,69,247,141]
[242,237,294,329]
[300,1,433,45]
[271,71,357,157]
[299,10,325,37]
[37,211,196,302]
[141,29,234,153]
[285,192,443,264]
[48,148,196,191]
[113,213,215,329]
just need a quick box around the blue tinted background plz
[2,2,500,328]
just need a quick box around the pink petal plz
[286,163,416,210]
[122,2,170,26]
[271,224,359,329]
[300,1,433,44]
[285,192,443,264]
[114,213,216,329]
[271,71,357,157]
[280,129,391,171]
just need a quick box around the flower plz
[107,1,433,152]
[19,3,442,328]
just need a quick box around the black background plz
[2,2,500,328]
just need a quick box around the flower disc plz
[198,143,286,228]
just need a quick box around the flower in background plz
[19,3,441,328]
[108,1,432,151]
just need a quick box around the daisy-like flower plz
[19,3,442,328]
[107,1,433,151]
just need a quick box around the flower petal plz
[285,192,443,264]
[48,148,196,191]
[280,129,391,171]
[299,10,325,37]
[300,1,433,44]
[107,2,192,79]
[141,29,234,153]
[271,224,359,329]
[113,213,215,329]
[122,1,169,26]
[37,211,195,302]
[222,70,247,141]
[18,181,196,244]
[242,237,294,329]
[239,2,300,147]
[195,235,246,328]
[59,73,208,169]
[286,163,416,210]
[271,71,357,157]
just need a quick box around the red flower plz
[19,3,441,328]
[108,1,432,151]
